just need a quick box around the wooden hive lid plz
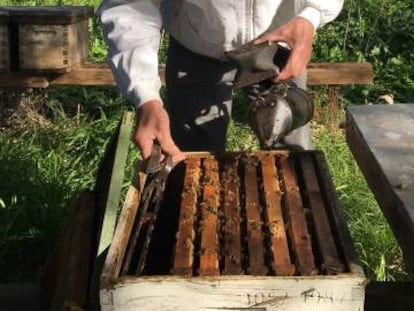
[6,6,94,25]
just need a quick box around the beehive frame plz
[100,150,365,311]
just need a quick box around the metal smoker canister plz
[248,82,313,149]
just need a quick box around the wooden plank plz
[306,62,373,85]
[0,72,49,88]
[278,155,316,276]
[50,62,372,86]
[51,63,372,86]
[221,157,242,275]
[298,153,344,274]
[260,154,295,276]
[5,6,94,24]
[100,276,365,311]
[199,158,220,276]
[173,158,201,276]
[0,62,373,88]
[244,157,268,275]
[49,63,166,86]
[100,172,143,286]
[346,104,414,274]
[49,63,117,86]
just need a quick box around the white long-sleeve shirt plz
[97,0,344,107]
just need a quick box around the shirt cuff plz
[297,7,321,30]
[129,79,163,108]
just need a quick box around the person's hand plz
[134,99,186,163]
[254,17,315,82]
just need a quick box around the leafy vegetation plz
[0,0,411,282]
[313,0,414,103]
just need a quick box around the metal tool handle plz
[121,143,174,275]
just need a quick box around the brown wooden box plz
[0,10,10,72]
[100,151,366,311]
[7,6,93,71]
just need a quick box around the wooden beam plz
[0,62,373,89]
[49,63,118,86]
[0,71,49,88]
[306,62,373,85]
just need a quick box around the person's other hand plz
[134,100,186,163]
[254,17,315,82]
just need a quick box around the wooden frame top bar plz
[0,62,373,89]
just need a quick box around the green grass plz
[0,96,119,280]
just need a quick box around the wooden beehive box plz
[7,6,93,71]
[101,151,366,311]
[0,10,10,72]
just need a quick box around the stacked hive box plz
[101,150,366,311]
[6,6,93,72]
[0,10,10,72]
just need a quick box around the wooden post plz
[328,85,340,133]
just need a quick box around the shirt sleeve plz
[297,0,344,29]
[97,0,163,107]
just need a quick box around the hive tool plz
[123,143,173,275]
